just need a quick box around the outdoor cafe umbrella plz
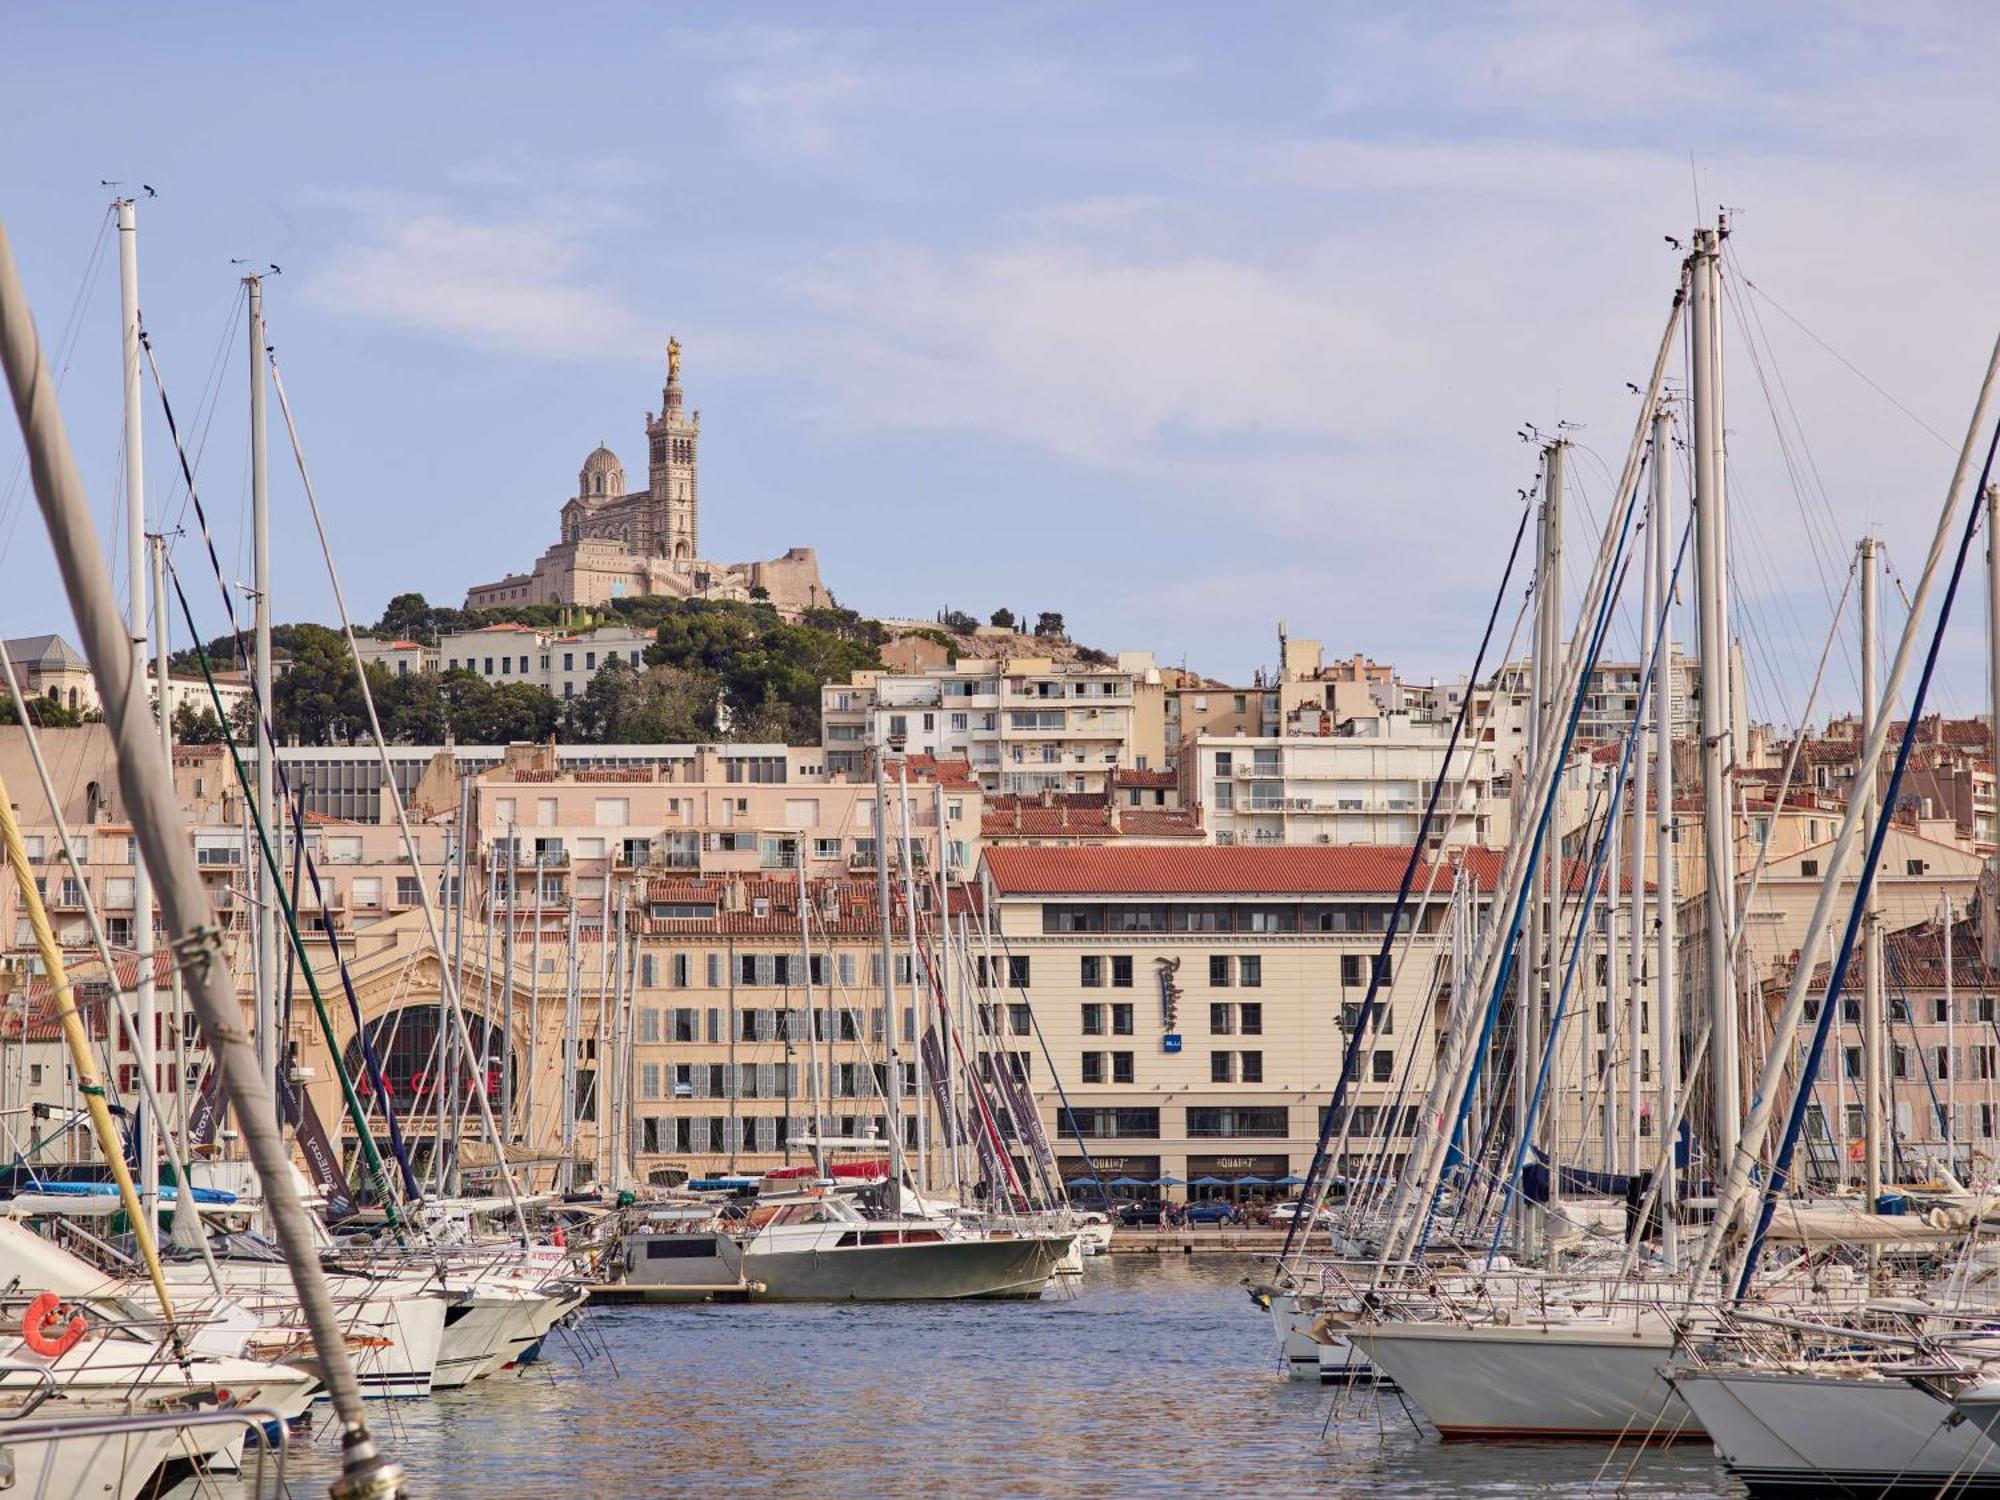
[1154,1175,1187,1187]
[1234,1175,1270,1186]
[1272,1174,1307,1186]
[1190,1176,1229,1187]
[1108,1176,1148,1187]
[1064,1176,1100,1188]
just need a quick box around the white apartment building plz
[418,623,658,701]
[821,654,1166,796]
[1490,648,1703,746]
[1184,710,1514,850]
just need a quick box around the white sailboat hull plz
[1266,1292,1384,1384]
[1671,1365,2000,1495]
[1348,1317,1697,1439]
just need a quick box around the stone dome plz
[578,444,625,500]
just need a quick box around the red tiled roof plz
[1113,768,1177,788]
[982,843,1644,898]
[982,844,1485,895]
[629,875,976,936]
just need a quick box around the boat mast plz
[1943,888,1955,1172]
[1522,438,1563,1249]
[1651,405,1680,1270]
[896,762,930,1193]
[1860,535,1883,1212]
[560,892,579,1190]
[1627,444,1656,1176]
[935,781,963,1199]
[245,272,281,1138]
[872,743,909,1205]
[1689,228,1739,1168]
[503,819,516,1143]
[796,849,825,1172]
[528,840,541,1186]
[152,533,188,1143]
[118,197,161,1219]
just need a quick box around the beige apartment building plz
[820,654,1168,795]
[978,844,1496,1186]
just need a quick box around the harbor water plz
[280,1255,1737,1497]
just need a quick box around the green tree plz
[269,624,379,744]
[1034,611,1065,639]
[170,700,226,744]
[565,659,716,743]
[0,694,82,729]
[940,609,977,634]
[989,607,1015,630]
[375,670,451,743]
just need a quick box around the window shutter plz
[707,953,722,987]
[870,953,884,987]
[871,1009,884,1043]
[902,1006,915,1045]
[692,1066,708,1099]
[706,1007,721,1043]
[839,953,856,987]
[758,1061,777,1099]
[756,954,776,987]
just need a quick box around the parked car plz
[1268,1199,1335,1228]
[1182,1199,1242,1226]
[1116,1200,1167,1227]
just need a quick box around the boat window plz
[645,1237,720,1260]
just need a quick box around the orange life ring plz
[22,1293,85,1358]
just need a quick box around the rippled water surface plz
[279,1255,1739,1497]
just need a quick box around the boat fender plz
[553,1227,566,1248]
[21,1293,85,1358]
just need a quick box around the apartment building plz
[1183,708,1513,850]
[1161,642,1394,768]
[619,875,925,1181]
[1776,912,2000,1183]
[465,746,980,897]
[978,844,1496,1185]
[820,654,1167,795]
[430,623,657,701]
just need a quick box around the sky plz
[2,3,1999,728]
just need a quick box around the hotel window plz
[1081,1004,1105,1036]
[1081,1052,1105,1084]
[1081,955,1104,988]
[1209,1003,1233,1036]
[1240,1051,1263,1084]
[1111,1052,1134,1084]
[1007,956,1031,989]
[1008,1002,1032,1036]
[1211,1051,1234,1083]
[1111,1003,1133,1036]
[1208,956,1231,988]
[1238,1002,1262,1036]
[1340,954,1364,987]
[1371,1050,1394,1082]
[1238,956,1261,988]
[1112,955,1132,987]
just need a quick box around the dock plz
[1104,1229,1289,1256]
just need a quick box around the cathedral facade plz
[464,339,827,616]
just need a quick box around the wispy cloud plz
[306,193,646,360]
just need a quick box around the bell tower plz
[645,336,699,561]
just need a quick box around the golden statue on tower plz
[667,335,682,384]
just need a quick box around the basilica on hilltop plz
[463,338,828,615]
